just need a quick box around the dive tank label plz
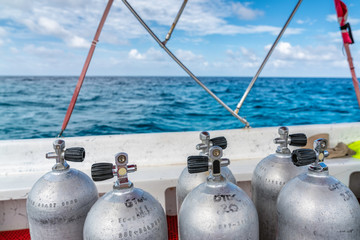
[124,196,147,208]
[118,217,163,239]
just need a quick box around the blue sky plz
[0,0,360,77]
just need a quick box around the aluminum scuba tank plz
[83,152,168,240]
[26,139,98,240]
[179,146,259,240]
[251,126,307,240]
[277,138,360,239]
[176,131,236,212]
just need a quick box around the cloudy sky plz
[1,0,360,77]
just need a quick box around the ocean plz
[0,76,359,140]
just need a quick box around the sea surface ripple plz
[0,76,359,140]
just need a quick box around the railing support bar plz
[163,0,188,45]
[122,0,250,127]
[234,0,303,114]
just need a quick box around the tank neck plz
[276,147,291,155]
[307,163,329,177]
[52,163,70,172]
[206,174,227,187]
[275,152,291,158]
[113,182,134,193]
[113,175,134,190]
[52,161,70,171]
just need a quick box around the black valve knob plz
[187,156,209,174]
[64,147,85,162]
[291,149,317,166]
[289,133,307,147]
[91,163,114,181]
[210,137,227,149]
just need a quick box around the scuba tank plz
[26,139,98,240]
[251,126,307,240]
[277,138,360,239]
[176,131,236,212]
[83,152,168,240]
[179,146,258,240]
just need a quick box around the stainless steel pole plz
[163,0,188,45]
[234,0,303,114]
[122,0,250,127]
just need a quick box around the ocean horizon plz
[1,76,359,140]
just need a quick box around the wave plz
[1,76,359,140]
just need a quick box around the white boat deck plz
[1,122,360,231]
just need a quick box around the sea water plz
[0,76,359,140]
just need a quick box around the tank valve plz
[188,146,230,176]
[196,131,227,155]
[292,138,329,171]
[91,152,137,189]
[274,126,307,154]
[46,139,85,171]
[291,149,317,166]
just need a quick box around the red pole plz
[334,0,360,108]
[58,0,114,137]
[344,43,360,107]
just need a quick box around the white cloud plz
[10,47,19,53]
[128,49,146,60]
[128,48,166,61]
[240,47,258,62]
[265,42,342,67]
[0,0,303,50]
[353,29,360,40]
[175,49,204,62]
[0,0,100,48]
[296,18,317,25]
[108,56,118,64]
[232,2,264,20]
[146,48,168,61]
[328,31,342,43]
[271,59,292,68]
[0,27,7,37]
[2,0,349,77]
[326,14,360,24]
[22,16,90,48]
[176,22,303,36]
[128,47,205,66]
[23,44,63,57]
[0,0,32,10]
[250,25,303,35]
[37,17,66,35]
[226,41,348,69]
[326,14,338,23]
[221,41,356,77]
[327,29,360,43]
[68,36,89,48]
[0,27,6,46]
[168,1,302,36]
[226,48,260,68]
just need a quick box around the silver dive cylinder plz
[176,131,236,212]
[251,126,307,240]
[26,139,99,240]
[179,146,259,240]
[277,138,360,240]
[83,152,168,240]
